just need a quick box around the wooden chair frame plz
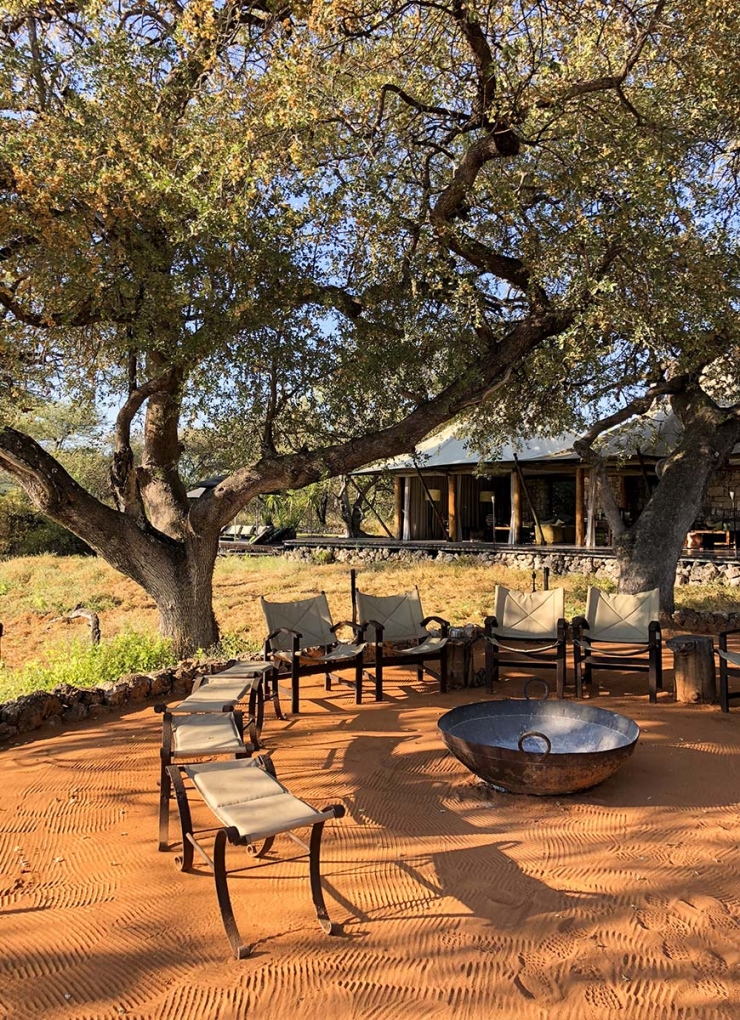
[572,589,663,703]
[262,593,366,714]
[717,628,740,712]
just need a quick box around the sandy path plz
[1,670,740,1020]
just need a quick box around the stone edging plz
[0,658,231,745]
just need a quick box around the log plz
[666,635,716,704]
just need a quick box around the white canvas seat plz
[167,757,345,959]
[484,586,567,697]
[354,582,449,700]
[573,587,662,702]
[171,712,246,757]
[261,593,366,714]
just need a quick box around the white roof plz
[355,410,689,475]
[356,423,580,474]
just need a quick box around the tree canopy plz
[1,0,732,649]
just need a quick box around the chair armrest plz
[649,620,661,639]
[266,627,302,643]
[571,615,589,632]
[331,619,365,642]
[361,618,385,642]
[422,615,450,637]
[483,615,499,637]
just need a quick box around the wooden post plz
[511,470,521,543]
[393,477,404,540]
[666,635,717,704]
[575,468,585,547]
[447,475,458,542]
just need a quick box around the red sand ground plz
[1,667,740,1020]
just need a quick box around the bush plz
[0,631,176,702]
[0,489,93,557]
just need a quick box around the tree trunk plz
[614,393,740,614]
[142,538,221,657]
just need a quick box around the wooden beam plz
[393,477,404,540]
[511,469,521,542]
[447,474,458,542]
[575,467,585,547]
[513,455,546,545]
[349,477,394,539]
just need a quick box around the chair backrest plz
[585,587,659,643]
[356,588,427,643]
[261,593,335,652]
[493,586,565,639]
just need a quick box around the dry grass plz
[0,552,739,677]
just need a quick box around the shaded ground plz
[1,665,740,1020]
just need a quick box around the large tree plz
[0,0,684,653]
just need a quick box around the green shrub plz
[311,549,335,565]
[0,631,176,702]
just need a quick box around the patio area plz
[1,668,740,1020]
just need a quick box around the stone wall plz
[0,659,230,745]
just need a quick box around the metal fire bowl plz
[438,694,639,796]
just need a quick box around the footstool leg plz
[309,820,334,935]
[167,766,195,873]
[214,829,251,959]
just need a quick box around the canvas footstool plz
[166,757,345,958]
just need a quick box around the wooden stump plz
[666,635,716,704]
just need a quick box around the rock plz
[2,692,63,733]
[123,674,152,702]
[0,722,19,742]
[99,682,130,708]
[62,702,90,723]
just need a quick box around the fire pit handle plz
[518,730,552,758]
[523,678,550,701]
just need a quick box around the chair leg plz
[308,821,334,935]
[270,667,286,721]
[719,658,730,713]
[556,649,566,700]
[213,828,252,959]
[291,658,300,715]
[439,645,448,695]
[374,641,383,701]
[354,653,363,704]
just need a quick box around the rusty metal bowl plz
[438,683,639,795]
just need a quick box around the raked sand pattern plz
[1,670,740,1020]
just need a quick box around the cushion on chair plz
[171,713,245,757]
[184,759,329,841]
[585,588,659,644]
[493,586,565,640]
[261,593,336,652]
[356,589,428,643]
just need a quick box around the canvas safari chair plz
[484,586,568,698]
[354,584,449,701]
[166,756,345,958]
[716,628,740,712]
[261,592,366,714]
[573,587,662,703]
